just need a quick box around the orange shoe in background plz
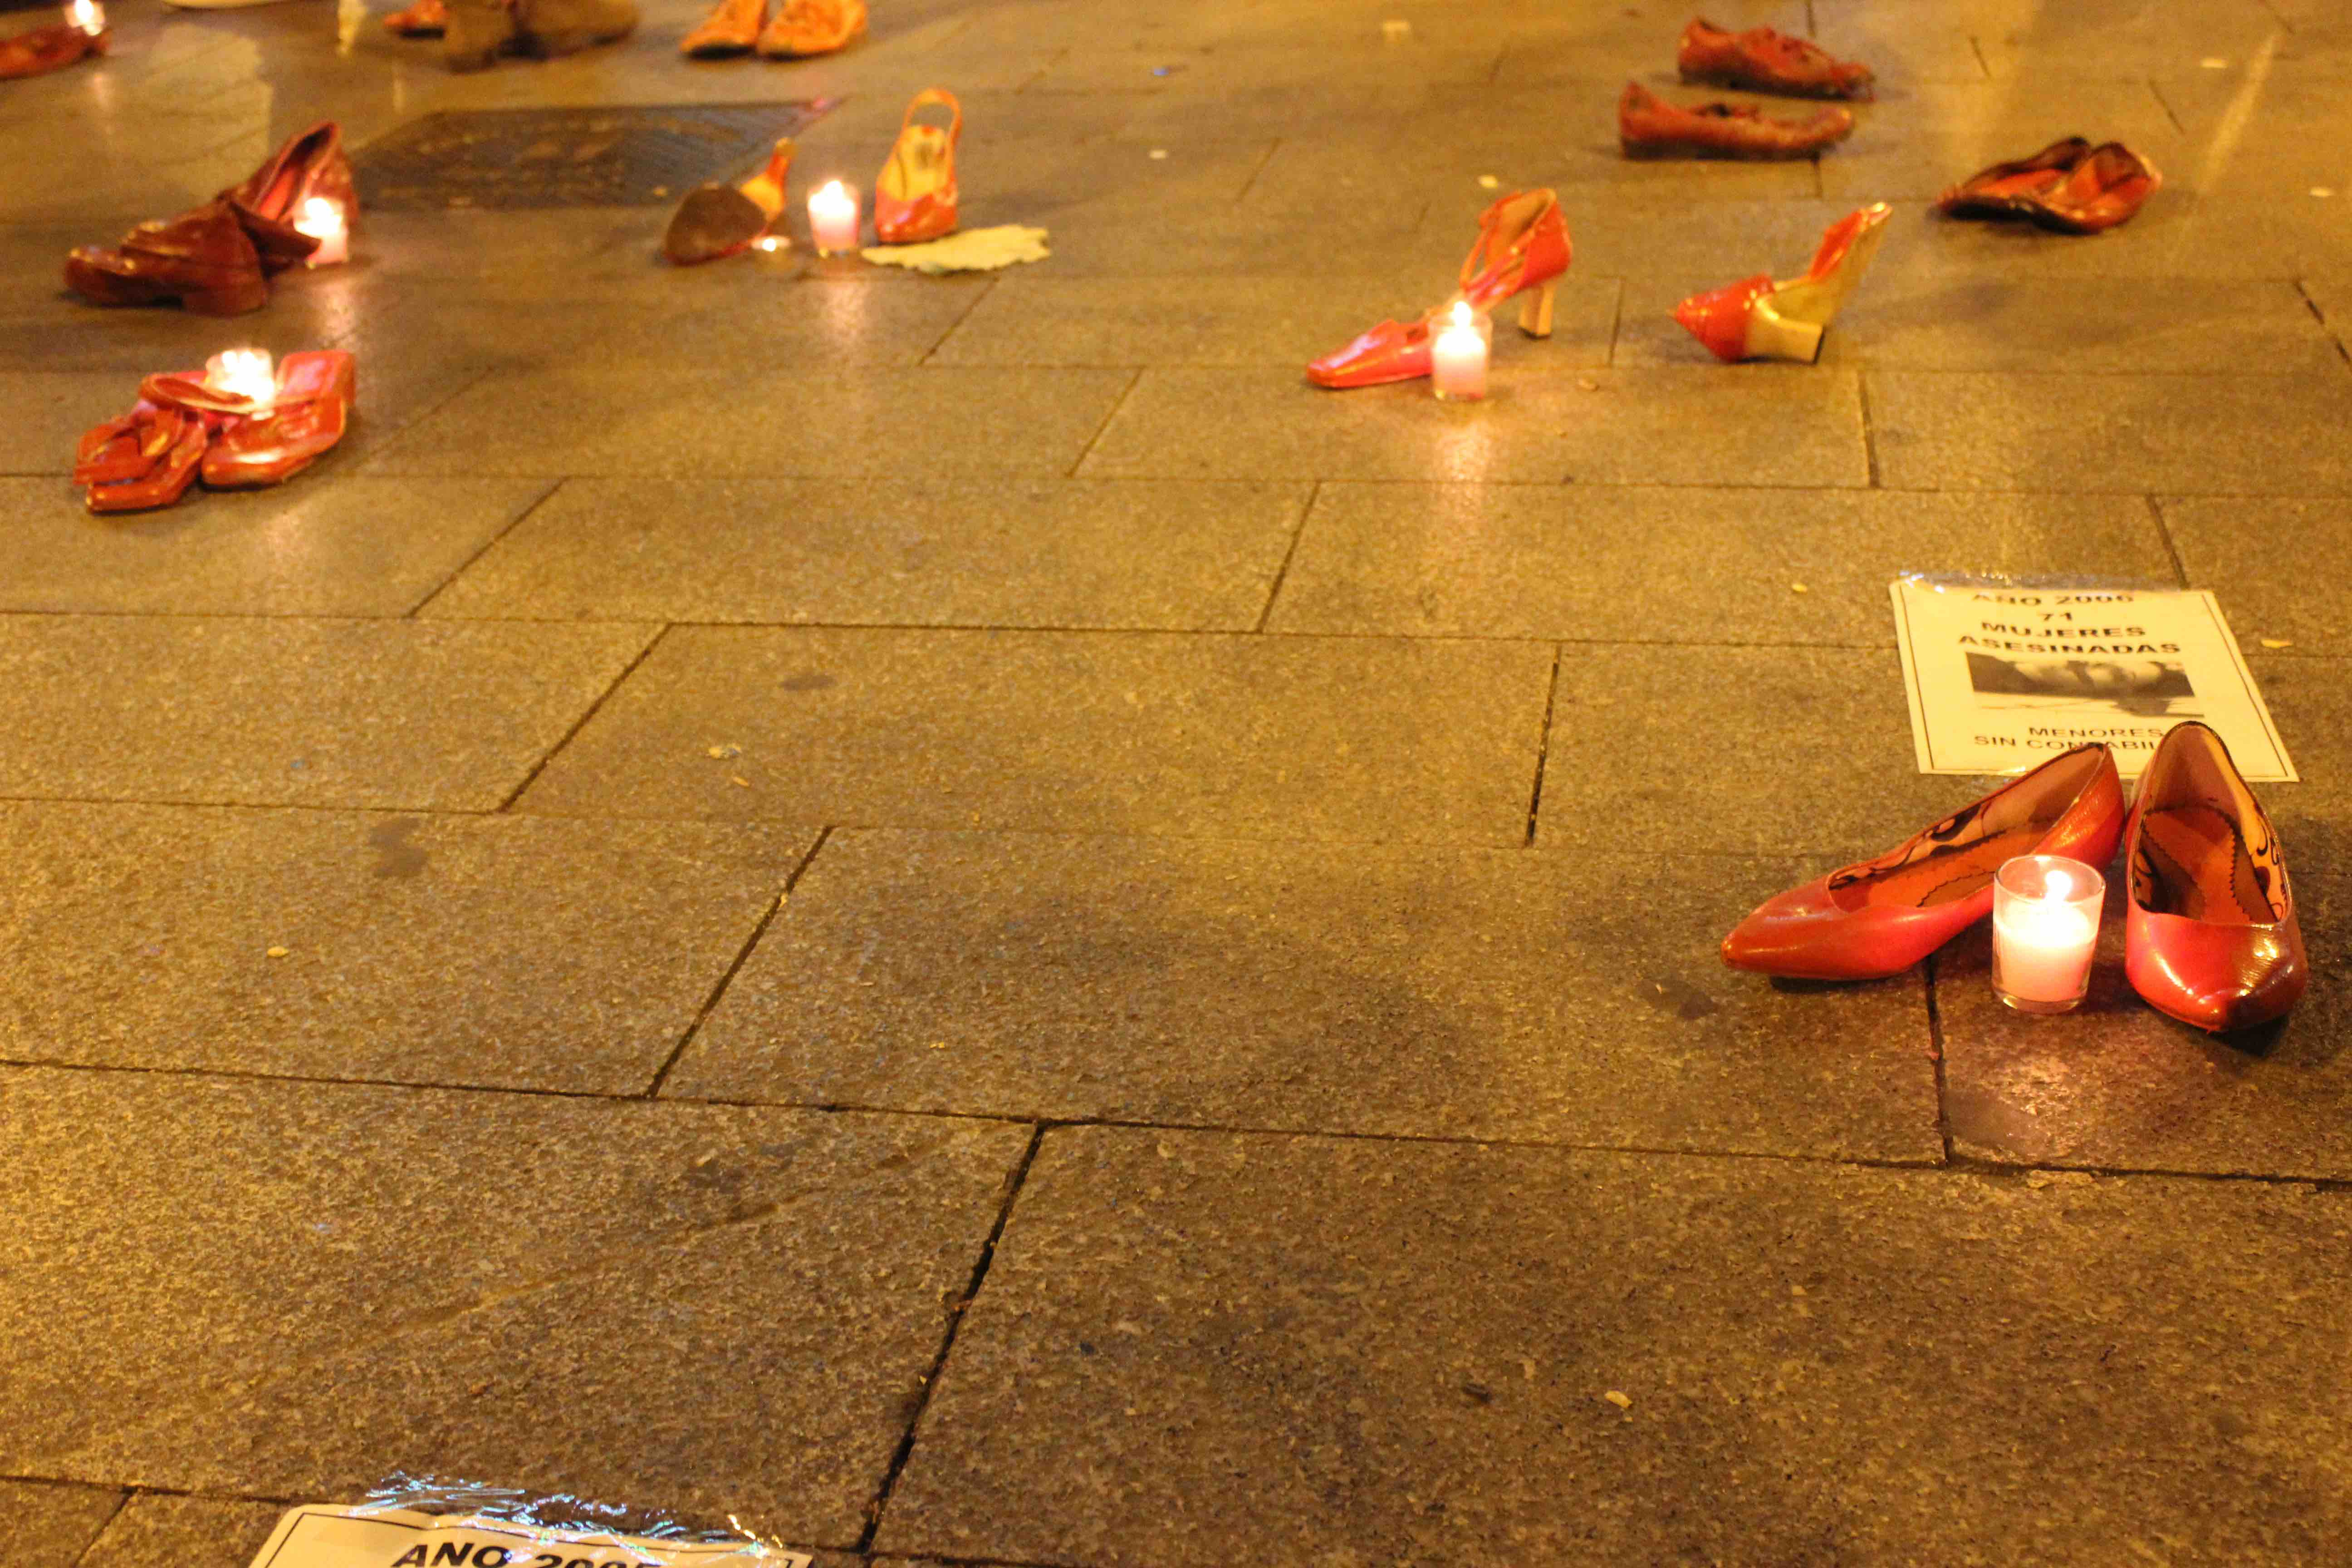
[757,0,862,58]
[681,0,762,56]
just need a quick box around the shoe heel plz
[1517,279,1556,338]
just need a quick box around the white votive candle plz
[64,0,103,34]
[1431,300,1489,402]
[205,348,276,405]
[809,180,860,255]
[293,196,350,265]
[1991,855,2103,1015]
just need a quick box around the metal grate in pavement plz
[351,100,837,211]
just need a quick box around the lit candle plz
[205,348,277,406]
[64,0,103,34]
[292,196,350,266]
[1991,855,2103,1014]
[808,180,860,256]
[1431,300,1490,402]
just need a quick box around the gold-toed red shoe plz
[875,88,961,245]
[1721,744,2126,981]
[1674,201,1890,363]
[2124,722,2305,1033]
[1308,188,1571,390]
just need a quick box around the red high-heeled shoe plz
[1308,188,1571,389]
[1674,202,1890,363]
[1722,744,2126,981]
[219,121,355,274]
[2123,723,2305,1032]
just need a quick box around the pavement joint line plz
[64,1489,132,1568]
[1923,953,1954,1166]
[2148,77,2187,136]
[1249,479,1318,632]
[915,275,1003,366]
[404,476,570,618]
[494,622,671,813]
[643,825,838,1100]
[857,1123,1047,1554]
[1522,643,1563,848]
[1603,275,1625,368]
[1855,371,1881,489]
[1969,35,1991,78]
[1232,136,1283,203]
[2144,495,2194,588]
[1062,365,1145,478]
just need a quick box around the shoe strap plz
[902,86,961,143]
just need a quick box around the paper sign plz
[1889,580,2295,781]
[249,1507,810,1568]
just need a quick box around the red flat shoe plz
[0,19,108,79]
[1619,81,1854,160]
[76,396,214,514]
[874,88,962,245]
[65,200,270,316]
[1677,18,1872,100]
[1307,188,1570,389]
[384,0,448,34]
[200,350,357,488]
[219,121,354,273]
[1722,744,2126,981]
[2123,723,2305,1033]
[1674,201,1891,363]
[1936,137,2161,234]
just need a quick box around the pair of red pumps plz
[1307,189,1571,389]
[75,353,357,514]
[1723,726,2306,1034]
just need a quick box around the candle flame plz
[1448,300,1474,329]
[208,349,276,405]
[64,0,102,32]
[2045,867,2072,902]
[293,196,344,239]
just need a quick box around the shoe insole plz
[883,129,952,201]
[2138,804,2271,924]
[1861,822,2046,909]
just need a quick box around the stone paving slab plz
[1541,643,1957,858]
[665,830,1940,1161]
[1936,819,2351,1178]
[2165,496,2352,656]
[1616,275,2339,374]
[1268,484,2175,640]
[0,802,812,1095]
[422,477,1305,631]
[2242,653,2352,825]
[79,1499,280,1568]
[0,617,654,811]
[1080,367,1869,486]
[0,1070,1029,1545]
[929,274,1619,369]
[361,366,1136,480]
[0,478,551,618]
[0,1479,122,1568]
[1870,371,2352,494]
[519,628,1553,843]
[881,1127,2352,1566]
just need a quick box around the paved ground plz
[5,0,2352,1563]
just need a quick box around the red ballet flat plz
[1307,188,1570,389]
[1677,18,1873,100]
[76,393,216,514]
[2123,722,2305,1033]
[1936,137,2161,234]
[1722,744,2126,981]
[200,350,358,489]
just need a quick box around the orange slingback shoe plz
[1308,188,1572,390]
[874,88,961,245]
[1674,201,1891,363]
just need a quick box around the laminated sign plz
[248,1508,811,1568]
[1889,580,2295,781]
